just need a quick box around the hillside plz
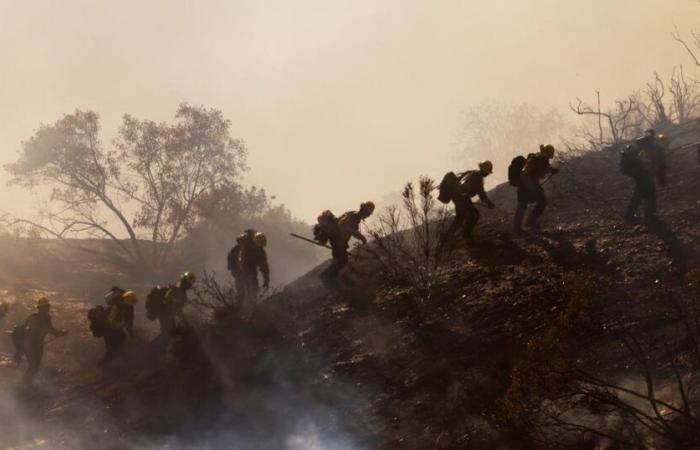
[276,123,700,448]
[0,124,698,449]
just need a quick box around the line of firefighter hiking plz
[2,128,677,386]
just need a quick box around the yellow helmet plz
[253,232,267,248]
[360,201,375,215]
[180,272,196,287]
[478,160,493,175]
[0,302,9,313]
[540,144,555,159]
[36,297,50,308]
[122,291,139,305]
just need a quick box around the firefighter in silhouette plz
[320,201,375,280]
[228,230,270,300]
[514,144,559,235]
[621,129,668,225]
[228,234,246,296]
[443,161,495,244]
[16,297,68,385]
[157,272,196,348]
[101,288,138,366]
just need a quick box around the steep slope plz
[274,126,700,448]
[0,125,698,449]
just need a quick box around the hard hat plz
[540,144,555,159]
[360,201,375,214]
[181,271,196,286]
[36,297,50,308]
[122,291,139,305]
[478,160,493,175]
[253,232,267,248]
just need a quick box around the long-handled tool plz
[540,171,558,187]
[290,233,332,249]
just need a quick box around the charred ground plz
[0,123,699,449]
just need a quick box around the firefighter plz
[228,230,270,300]
[101,290,138,366]
[623,130,668,224]
[18,297,67,385]
[443,161,495,244]
[321,201,375,280]
[514,144,559,235]
[157,272,196,348]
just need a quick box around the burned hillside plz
[0,119,696,449]
[270,122,700,448]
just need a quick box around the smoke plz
[0,284,367,450]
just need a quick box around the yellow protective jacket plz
[523,154,556,181]
[334,211,365,245]
[107,302,134,336]
[458,171,493,205]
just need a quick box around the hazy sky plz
[0,0,698,222]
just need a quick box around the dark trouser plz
[231,271,244,298]
[626,172,657,222]
[514,179,547,233]
[240,268,260,299]
[446,197,479,240]
[323,240,349,278]
[155,311,175,352]
[23,342,43,385]
[12,326,25,361]
[103,328,126,362]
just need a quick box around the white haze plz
[0,0,698,222]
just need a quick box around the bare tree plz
[668,65,700,123]
[5,103,248,273]
[672,25,700,70]
[570,92,643,150]
[366,177,453,302]
[570,67,700,154]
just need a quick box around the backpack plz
[458,171,482,198]
[87,305,108,337]
[227,246,241,273]
[438,172,460,203]
[313,210,339,245]
[508,156,527,186]
[145,286,169,321]
[620,144,641,176]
